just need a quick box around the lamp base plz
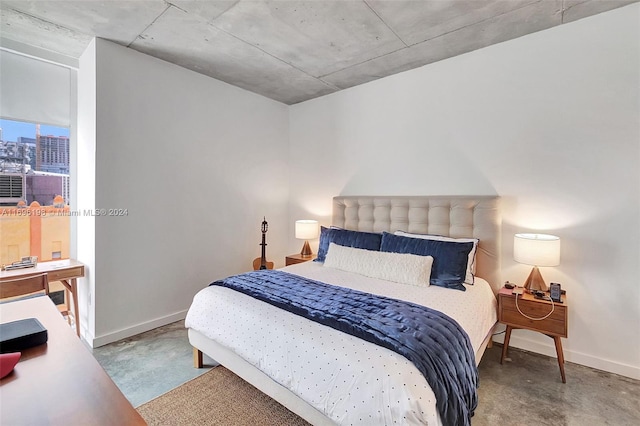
[300,241,313,257]
[523,266,549,292]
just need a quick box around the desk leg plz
[71,278,79,336]
[553,336,566,383]
[500,326,512,364]
[60,278,80,337]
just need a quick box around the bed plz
[186,196,501,425]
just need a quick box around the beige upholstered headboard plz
[332,196,502,293]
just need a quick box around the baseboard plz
[493,333,640,380]
[91,310,188,348]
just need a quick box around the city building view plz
[0,120,70,206]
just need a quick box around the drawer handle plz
[515,294,555,321]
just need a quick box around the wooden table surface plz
[0,259,83,280]
[0,296,146,425]
[1,259,85,336]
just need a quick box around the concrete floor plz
[475,343,640,425]
[93,321,640,424]
[92,320,212,407]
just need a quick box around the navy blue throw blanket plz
[211,270,478,426]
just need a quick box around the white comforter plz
[185,261,497,425]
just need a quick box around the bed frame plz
[190,195,501,425]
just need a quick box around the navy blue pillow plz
[314,227,382,262]
[380,232,474,291]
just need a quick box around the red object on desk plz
[0,352,21,378]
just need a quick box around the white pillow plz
[323,242,433,287]
[394,231,478,285]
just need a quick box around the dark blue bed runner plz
[210,269,478,426]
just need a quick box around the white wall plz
[289,5,640,379]
[77,39,97,338]
[79,39,289,346]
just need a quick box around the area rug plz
[136,366,311,426]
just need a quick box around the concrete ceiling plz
[0,0,636,104]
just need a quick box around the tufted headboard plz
[332,196,502,293]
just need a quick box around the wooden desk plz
[0,296,145,425]
[0,260,84,336]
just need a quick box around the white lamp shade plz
[295,220,319,240]
[514,233,561,266]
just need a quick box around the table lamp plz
[513,233,560,292]
[295,220,319,257]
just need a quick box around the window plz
[0,119,70,204]
[0,49,74,313]
[0,118,71,265]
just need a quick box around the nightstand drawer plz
[285,254,315,266]
[499,295,567,337]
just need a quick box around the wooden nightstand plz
[498,287,568,383]
[285,253,315,266]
